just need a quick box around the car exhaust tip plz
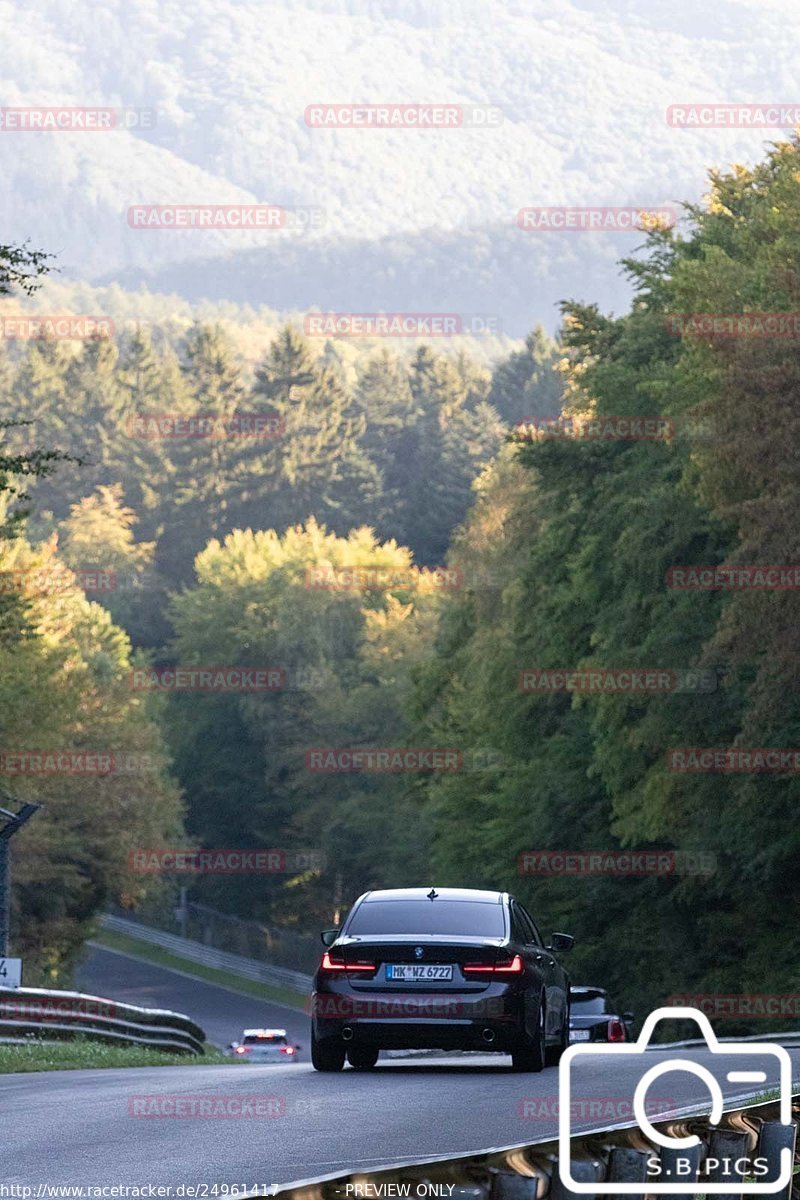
[342,1026,354,1041]
[481,1028,496,1044]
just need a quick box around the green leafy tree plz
[166,521,438,928]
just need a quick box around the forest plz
[1,139,799,1027]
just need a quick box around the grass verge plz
[92,929,310,1012]
[0,1037,228,1073]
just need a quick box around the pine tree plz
[489,326,563,426]
[156,323,247,585]
[250,325,381,534]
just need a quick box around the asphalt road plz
[0,946,797,1191]
[75,944,309,1049]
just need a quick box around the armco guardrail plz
[0,987,206,1055]
[100,914,313,994]
[274,1094,800,1200]
[651,1030,800,1049]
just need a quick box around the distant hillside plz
[2,0,798,331]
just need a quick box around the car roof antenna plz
[426,888,438,901]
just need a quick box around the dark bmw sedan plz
[568,985,634,1043]
[310,886,574,1072]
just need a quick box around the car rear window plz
[345,899,505,937]
[243,1034,286,1044]
[570,992,610,1015]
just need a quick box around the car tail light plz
[320,951,346,972]
[463,954,524,976]
[319,951,376,976]
[235,1046,249,1054]
[608,1019,627,1042]
[279,1046,296,1055]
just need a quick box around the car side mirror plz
[320,928,340,946]
[622,1011,634,1023]
[548,932,575,953]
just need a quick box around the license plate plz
[386,964,454,982]
[569,1029,591,1041]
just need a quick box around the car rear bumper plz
[319,1018,521,1051]
[311,984,525,1051]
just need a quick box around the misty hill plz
[2,0,799,332]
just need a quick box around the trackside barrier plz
[649,1031,800,1049]
[0,986,206,1054]
[100,913,313,993]
[272,1095,800,1200]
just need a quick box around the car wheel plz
[545,1010,569,1067]
[311,1029,346,1072]
[511,996,546,1072]
[347,1046,379,1069]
